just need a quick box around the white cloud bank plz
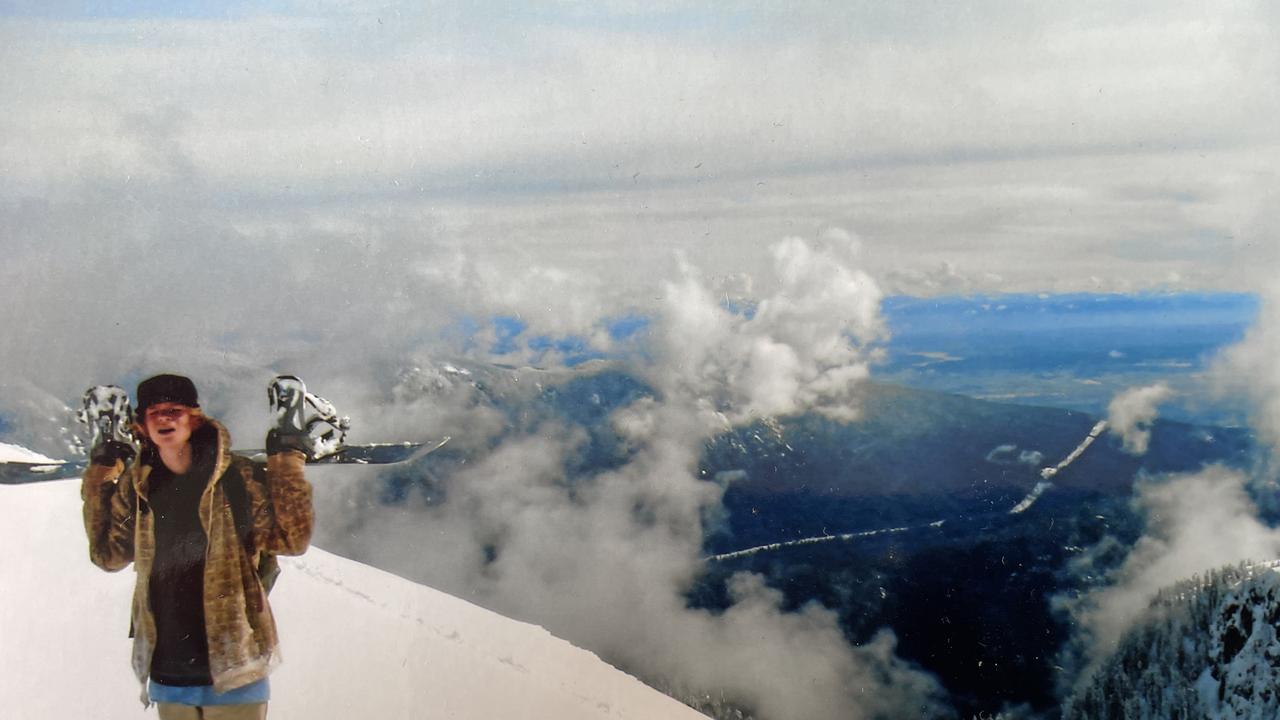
[316,236,954,720]
[660,232,884,425]
[1213,285,1280,458]
[2,2,1277,296]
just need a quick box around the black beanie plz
[136,374,200,413]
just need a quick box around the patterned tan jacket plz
[81,419,313,695]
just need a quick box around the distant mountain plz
[1065,562,1280,719]
[691,381,1253,718]
[703,381,1253,551]
[388,362,1254,529]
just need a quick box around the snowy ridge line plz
[1150,559,1280,609]
[705,520,945,563]
[1007,419,1108,515]
[1009,481,1054,514]
[0,442,81,485]
[1040,420,1108,480]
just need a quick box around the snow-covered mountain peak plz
[1066,563,1280,719]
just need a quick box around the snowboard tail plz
[237,437,450,466]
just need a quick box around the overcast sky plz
[1,1,1278,394]
[5,1,1278,288]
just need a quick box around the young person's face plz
[144,402,194,449]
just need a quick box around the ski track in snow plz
[285,556,480,652]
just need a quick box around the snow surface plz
[1008,481,1054,515]
[0,441,62,464]
[0,479,706,719]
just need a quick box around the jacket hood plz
[136,419,232,503]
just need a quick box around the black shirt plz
[146,425,217,686]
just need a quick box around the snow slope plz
[0,478,706,719]
[0,441,61,464]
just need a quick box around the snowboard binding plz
[268,375,350,460]
[77,385,137,464]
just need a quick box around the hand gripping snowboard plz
[268,374,350,459]
[78,385,136,454]
[0,375,449,484]
[250,374,448,464]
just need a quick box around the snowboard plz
[0,376,448,485]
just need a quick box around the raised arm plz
[242,450,314,556]
[81,459,137,571]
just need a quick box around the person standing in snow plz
[82,374,314,719]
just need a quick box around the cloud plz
[659,235,885,425]
[321,418,952,720]
[882,260,976,296]
[1106,383,1174,455]
[412,249,639,362]
[985,444,1044,467]
[310,235,951,719]
[1212,284,1280,458]
[7,2,1275,193]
